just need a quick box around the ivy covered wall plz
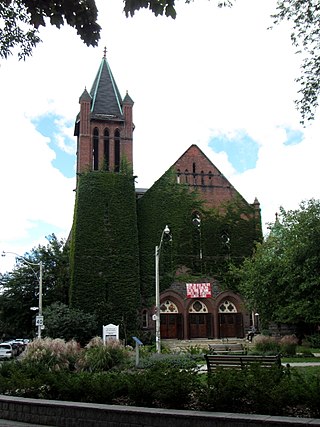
[70,171,141,331]
[137,170,262,304]
[137,170,202,304]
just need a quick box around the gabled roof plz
[173,144,227,178]
[89,57,124,120]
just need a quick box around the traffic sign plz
[35,316,44,326]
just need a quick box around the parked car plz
[11,339,27,355]
[0,343,13,359]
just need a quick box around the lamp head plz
[164,225,170,235]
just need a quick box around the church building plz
[70,51,262,342]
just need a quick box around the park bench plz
[204,354,282,372]
[208,343,246,354]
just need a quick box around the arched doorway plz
[218,300,244,338]
[160,300,183,339]
[188,300,212,339]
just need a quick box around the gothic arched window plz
[114,129,120,172]
[219,300,237,313]
[104,128,110,171]
[93,127,99,171]
[201,170,204,185]
[177,169,181,184]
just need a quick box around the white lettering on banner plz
[186,283,211,298]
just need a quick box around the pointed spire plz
[90,54,123,119]
[79,87,92,103]
[123,90,134,105]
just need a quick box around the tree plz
[271,1,320,125]
[237,199,320,334]
[0,234,70,338]
[43,302,98,345]
[0,0,101,59]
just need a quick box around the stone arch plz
[215,292,245,339]
[159,291,184,340]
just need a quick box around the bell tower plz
[74,49,134,174]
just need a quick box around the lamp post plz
[192,213,202,260]
[255,312,259,332]
[2,251,43,339]
[155,225,171,354]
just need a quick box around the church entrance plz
[160,300,183,339]
[218,300,244,338]
[160,314,183,339]
[188,313,212,338]
[188,300,211,339]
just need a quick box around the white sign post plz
[103,324,119,344]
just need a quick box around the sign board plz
[186,283,212,299]
[35,316,44,326]
[103,324,119,343]
[132,336,143,346]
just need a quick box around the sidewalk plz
[0,421,52,426]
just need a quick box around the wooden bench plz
[208,343,246,354]
[204,354,281,372]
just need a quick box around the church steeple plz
[75,49,134,174]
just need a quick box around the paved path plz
[0,421,52,426]
[284,361,320,367]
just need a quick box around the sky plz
[1,0,320,273]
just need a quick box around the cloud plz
[1,0,320,272]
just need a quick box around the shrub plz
[252,335,280,355]
[279,335,298,356]
[126,366,201,409]
[20,338,81,372]
[77,337,130,372]
[306,333,320,349]
[0,360,54,398]
[298,347,315,357]
[201,365,294,416]
[137,353,199,370]
[181,345,207,356]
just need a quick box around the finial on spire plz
[103,46,107,59]
[275,212,278,221]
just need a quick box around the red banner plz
[186,283,211,298]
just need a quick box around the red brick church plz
[72,51,262,341]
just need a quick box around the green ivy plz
[70,171,141,333]
[137,169,262,301]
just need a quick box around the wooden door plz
[160,314,183,339]
[188,314,211,339]
[219,313,244,338]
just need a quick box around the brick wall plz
[173,145,254,210]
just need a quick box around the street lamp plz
[192,213,202,260]
[155,225,171,354]
[2,251,43,339]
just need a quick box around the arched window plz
[201,170,204,185]
[177,169,181,184]
[189,300,208,313]
[219,300,237,313]
[160,300,179,313]
[93,128,99,171]
[114,129,120,172]
[192,162,197,185]
[142,309,148,328]
[185,169,189,184]
[104,128,110,171]
[208,171,212,186]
